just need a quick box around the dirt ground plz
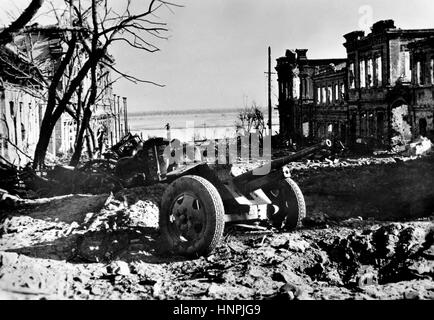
[0,158,433,300]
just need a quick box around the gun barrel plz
[269,139,332,171]
[232,139,332,189]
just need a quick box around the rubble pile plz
[288,154,425,172]
[69,185,165,263]
[315,223,434,288]
[0,161,21,195]
[291,155,434,219]
[1,194,433,300]
[0,148,433,300]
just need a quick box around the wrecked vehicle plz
[16,137,332,257]
[103,132,143,160]
[111,138,333,256]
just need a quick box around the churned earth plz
[0,156,433,300]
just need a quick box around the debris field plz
[0,155,433,300]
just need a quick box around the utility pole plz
[123,97,128,135]
[268,46,272,134]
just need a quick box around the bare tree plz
[0,0,45,45]
[235,102,266,138]
[29,0,180,168]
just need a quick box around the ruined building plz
[408,36,434,140]
[14,28,129,156]
[275,49,346,145]
[276,20,434,149]
[0,44,45,166]
[0,27,128,165]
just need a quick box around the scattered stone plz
[355,266,379,288]
[227,242,248,254]
[287,238,310,253]
[90,285,104,296]
[152,281,165,299]
[275,283,305,300]
[248,266,263,278]
[107,261,131,276]
[403,290,421,300]
[1,154,433,300]
[272,269,304,285]
[397,226,427,256]
[64,222,80,236]
[407,260,434,277]
[270,234,310,252]
[270,235,288,248]
[324,269,344,286]
[0,252,19,267]
[422,245,434,260]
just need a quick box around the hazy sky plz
[1,0,434,112]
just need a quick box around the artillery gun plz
[113,138,333,256]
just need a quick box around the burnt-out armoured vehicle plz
[112,137,333,256]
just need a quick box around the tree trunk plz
[33,47,105,169]
[70,4,100,168]
[88,127,96,151]
[0,0,44,45]
[69,107,92,167]
[33,120,55,169]
[85,130,93,159]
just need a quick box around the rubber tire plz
[159,175,225,256]
[264,178,306,230]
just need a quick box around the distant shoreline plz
[128,107,242,117]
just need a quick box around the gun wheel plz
[160,175,225,256]
[264,178,306,230]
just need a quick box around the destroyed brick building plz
[0,27,128,166]
[275,49,346,144]
[0,44,45,166]
[408,36,434,140]
[312,61,348,144]
[14,27,129,156]
[276,19,434,149]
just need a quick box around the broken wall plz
[391,105,413,146]
[0,85,43,166]
[294,156,434,219]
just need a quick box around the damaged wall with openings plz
[0,44,45,167]
[277,19,434,151]
[7,28,129,160]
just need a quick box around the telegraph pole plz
[268,46,272,134]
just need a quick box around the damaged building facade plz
[0,27,128,165]
[276,20,434,149]
[275,49,346,144]
[14,28,129,156]
[408,36,434,140]
[0,45,45,166]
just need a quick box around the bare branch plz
[101,61,164,87]
[21,24,90,34]
[0,0,45,45]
